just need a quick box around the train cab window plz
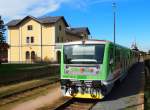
[64,44,105,64]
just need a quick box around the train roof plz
[63,39,111,45]
[63,39,140,53]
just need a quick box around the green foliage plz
[0,16,7,64]
[145,69,150,110]
[0,16,6,44]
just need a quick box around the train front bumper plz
[61,80,105,99]
[65,92,104,99]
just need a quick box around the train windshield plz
[64,44,105,64]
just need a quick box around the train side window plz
[128,54,130,65]
[109,48,113,64]
[118,50,120,62]
[116,49,120,63]
[110,48,113,59]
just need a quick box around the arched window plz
[31,51,35,60]
[26,51,30,59]
[57,51,61,63]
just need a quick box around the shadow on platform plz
[103,62,144,101]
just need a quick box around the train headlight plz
[80,68,84,72]
[89,68,94,72]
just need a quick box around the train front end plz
[60,40,109,99]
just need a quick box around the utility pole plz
[112,2,116,63]
[113,2,116,46]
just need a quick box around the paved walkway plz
[92,62,144,110]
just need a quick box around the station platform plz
[92,62,145,110]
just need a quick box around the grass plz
[144,71,150,110]
[0,64,46,75]
[0,64,60,85]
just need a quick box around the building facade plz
[7,16,90,63]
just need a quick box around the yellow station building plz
[6,16,90,63]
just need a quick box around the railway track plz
[38,98,99,110]
[55,98,98,110]
[0,77,59,107]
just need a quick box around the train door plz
[114,48,121,78]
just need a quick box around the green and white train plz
[60,40,140,99]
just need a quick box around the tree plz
[0,16,6,43]
[0,16,6,64]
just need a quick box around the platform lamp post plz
[112,2,116,64]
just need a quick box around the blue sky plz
[1,0,150,51]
